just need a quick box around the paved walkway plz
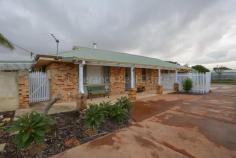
[52,84,236,158]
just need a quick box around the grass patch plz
[212,80,236,85]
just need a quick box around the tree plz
[213,66,231,72]
[213,65,230,76]
[192,65,209,73]
[0,33,14,50]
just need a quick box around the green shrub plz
[183,78,193,92]
[8,111,55,149]
[83,97,132,129]
[115,96,133,113]
[109,104,128,124]
[98,101,113,118]
[83,104,106,129]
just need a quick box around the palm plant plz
[0,33,14,50]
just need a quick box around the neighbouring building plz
[0,57,33,110]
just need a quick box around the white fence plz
[29,72,49,103]
[211,71,236,80]
[177,72,211,94]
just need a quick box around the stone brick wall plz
[18,70,29,108]
[135,68,158,91]
[109,67,125,95]
[46,62,78,103]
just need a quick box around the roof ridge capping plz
[61,46,184,69]
[70,46,164,61]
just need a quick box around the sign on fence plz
[177,72,211,94]
[29,71,49,103]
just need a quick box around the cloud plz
[0,0,236,69]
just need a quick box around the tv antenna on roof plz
[50,33,59,56]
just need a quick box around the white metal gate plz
[177,72,211,94]
[161,73,176,90]
[29,72,49,103]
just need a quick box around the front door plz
[125,68,131,91]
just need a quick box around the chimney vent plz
[93,42,97,49]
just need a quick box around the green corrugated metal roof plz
[60,46,182,69]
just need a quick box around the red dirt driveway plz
[52,84,236,158]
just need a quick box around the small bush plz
[115,96,133,113]
[83,97,132,129]
[8,111,55,149]
[109,104,128,124]
[98,101,113,118]
[183,78,193,92]
[83,104,106,129]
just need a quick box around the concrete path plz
[52,84,236,158]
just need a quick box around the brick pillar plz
[18,70,29,108]
[156,85,163,94]
[76,94,87,111]
[109,67,125,95]
[128,88,136,103]
[174,83,179,92]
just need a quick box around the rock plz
[0,143,6,152]
[0,122,4,127]
[2,117,11,123]
[9,131,18,136]
[64,137,80,148]
[84,128,97,136]
[28,144,47,156]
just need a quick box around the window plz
[146,69,151,81]
[142,69,146,81]
[83,65,87,84]
[142,69,151,82]
[86,65,103,84]
[103,66,110,83]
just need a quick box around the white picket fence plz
[177,72,211,94]
[29,71,49,103]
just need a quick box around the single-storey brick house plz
[31,46,186,105]
[0,46,188,109]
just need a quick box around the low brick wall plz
[128,88,136,102]
[46,62,79,103]
[156,85,163,94]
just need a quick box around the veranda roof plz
[60,46,183,70]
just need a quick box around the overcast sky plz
[0,0,236,69]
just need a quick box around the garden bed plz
[0,110,130,158]
[212,80,236,85]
